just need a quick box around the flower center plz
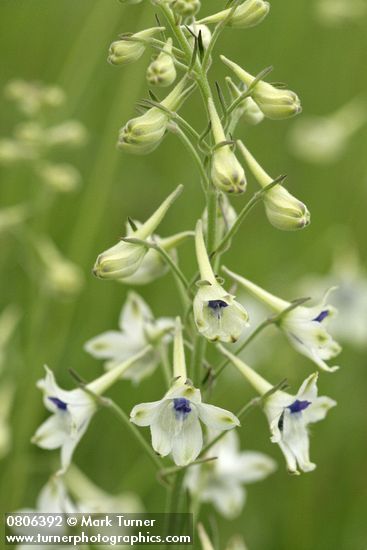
[313,309,329,323]
[288,399,311,414]
[48,396,68,411]
[173,397,191,419]
[208,299,228,319]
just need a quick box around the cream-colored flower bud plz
[172,0,201,17]
[184,23,212,49]
[221,56,301,120]
[37,162,81,193]
[208,98,246,194]
[46,121,88,148]
[42,86,65,109]
[238,142,310,230]
[146,38,177,87]
[225,77,264,133]
[93,185,183,280]
[118,78,191,155]
[108,27,164,66]
[199,0,270,28]
[14,121,45,148]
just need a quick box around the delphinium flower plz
[93,184,183,279]
[202,193,237,242]
[32,348,152,474]
[237,141,310,231]
[218,347,337,474]
[225,77,264,133]
[185,430,276,518]
[288,97,367,164]
[194,220,249,343]
[298,248,367,350]
[65,464,142,514]
[130,319,240,466]
[85,291,174,383]
[4,80,65,117]
[14,476,76,550]
[221,55,302,120]
[36,162,81,193]
[223,267,341,372]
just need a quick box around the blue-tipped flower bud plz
[199,0,270,29]
[108,28,164,66]
[221,56,302,120]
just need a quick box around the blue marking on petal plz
[288,399,311,414]
[208,300,228,319]
[173,397,191,419]
[48,396,68,411]
[313,310,329,323]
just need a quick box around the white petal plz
[235,451,277,483]
[32,414,68,449]
[304,396,337,424]
[165,384,202,404]
[84,331,134,360]
[277,440,299,474]
[207,483,246,519]
[119,291,153,335]
[171,416,203,466]
[130,400,162,426]
[197,403,240,430]
[296,373,319,401]
[282,411,315,473]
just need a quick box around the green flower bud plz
[199,0,270,28]
[0,139,36,164]
[108,27,164,66]
[46,121,87,148]
[93,185,183,280]
[118,78,191,154]
[172,0,201,17]
[225,77,264,133]
[0,204,29,234]
[4,80,65,116]
[202,193,237,240]
[238,142,310,230]
[146,38,177,87]
[208,98,246,194]
[221,56,302,120]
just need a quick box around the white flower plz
[263,373,336,474]
[131,383,239,466]
[315,0,367,27]
[198,524,248,550]
[185,430,276,518]
[15,476,76,550]
[65,464,142,514]
[223,267,341,372]
[218,347,337,474]
[194,221,249,343]
[298,254,367,349]
[93,185,183,279]
[32,348,152,473]
[130,319,239,466]
[85,292,174,383]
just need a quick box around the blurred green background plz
[1,1,366,549]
